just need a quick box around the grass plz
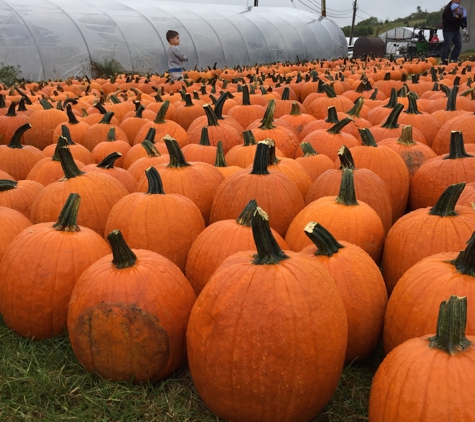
[0,315,385,421]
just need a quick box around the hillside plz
[341,6,444,37]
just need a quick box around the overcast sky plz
[175,0,448,28]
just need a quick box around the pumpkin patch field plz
[1,55,475,421]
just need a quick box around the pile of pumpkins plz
[1,55,475,421]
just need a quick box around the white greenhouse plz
[0,0,348,81]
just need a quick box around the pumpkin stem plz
[289,101,302,116]
[98,111,115,124]
[107,229,137,269]
[397,125,417,146]
[141,139,161,157]
[428,295,471,354]
[304,222,344,256]
[250,140,271,175]
[7,123,32,149]
[251,206,289,265]
[381,103,403,129]
[300,142,318,156]
[449,231,475,276]
[203,104,220,127]
[429,183,465,217]
[258,99,277,130]
[345,97,365,118]
[214,141,227,167]
[337,145,356,169]
[444,131,473,159]
[199,127,212,146]
[153,100,170,124]
[243,130,258,146]
[145,166,165,194]
[236,199,258,227]
[58,142,86,179]
[52,135,70,161]
[336,167,358,206]
[0,180,18,191]
[328,117,353,135]
[325,106,340,124]
[358,127,378,147]
[53,192,82,232]
[163,135,191,168]
[96,152,122,169]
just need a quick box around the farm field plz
[1,55,475,421]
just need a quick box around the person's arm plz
[172,46,188,63]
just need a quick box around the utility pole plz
[254,0,258,6]
[349,0,357,45]
[321,0,326,17]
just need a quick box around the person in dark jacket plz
[441,0,465,64]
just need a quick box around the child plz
[451,3,468,33]
[166,30,188,81]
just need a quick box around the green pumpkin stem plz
[300,142,318,156]
[243,130,258,146]
[404,92,422,115]
[336,167,358,206]
[449,231,475,276]
[236,199,258,227]
[383,88,399,109]
[250,141,271,175]
[106,127,116,142]
[251,207,289,265]
[428,295,471,354]
[141,139,161,157]
[337,145,356,169]
[145,166,165,194]
[96,152,122,169]
[61,125,76,145]
[358,127,378,147]
[52,135,70,161]
[381,103,404,129]
[328,117,353,135]
[7,123,32,149]
[199,127,212,146]
[65,104,80,124]
[325,106,340,123]
[203,104,220,127]
[346,97,365,118]
[5,101,17,117]
[303,222,344,256]
[53,193,82,232]
[429,183,465,217]
[107,229,137,269]
[58,143,86,179]
[258,99,277,130]
[163,135,190,168]
[0,180,18,191]
[153,100,170,124]
[214,141,227,167]
[289,101,302,116]
[444,131,473,159]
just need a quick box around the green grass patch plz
[0,315,383,421]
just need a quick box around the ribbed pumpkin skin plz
[209,170,304,238]
[383,251,475,354]
[187,251,347,422]
[27,157,86,186]
[0,223,110,339]
[285,196,385,263]
[0,180,44,219]
[104,193,205,271]
[301,240,388,362]
[381,205,475,294]
[67,249,196,383]
[30,173,128,235]
[0,206,32,262]
[185,219,289,295]
[369,334,475,421]
[24,108,68,150]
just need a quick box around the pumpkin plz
[186,206,347,422]
[182,126,217,165]
[67,229,196,383]
[381,182,475,294]
[383,230,475,353]
[0,101,28,145]
[185,199,289,295]
[82,111,129,152]
[105,167,205,271]
[0,193,110,339]
[294,142,334,181]
[285,167,385,263]
[210,140,304,237]
[301,222,387,362]
[370,296,475,421]
[227,84,266,129]
[126,139,169,181]
[90,127,131,168]
[0,206,32,262]
[0,179,44,219]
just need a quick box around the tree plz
[417,6,422,13]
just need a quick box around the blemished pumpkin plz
[67,230,196,383]
[370,295,475,421]
[186,207,347,422]
[0,193,110,340]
